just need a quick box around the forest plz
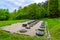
[0,0,60,21]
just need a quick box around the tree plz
[9,9,17,20]
[0,9,9,20]
[48,0,58,17]
[58,0,60,16]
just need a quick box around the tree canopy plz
[0,0,60,20]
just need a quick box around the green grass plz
[41,18,60,40]
[0,30,46,40]
[0,19,28,27]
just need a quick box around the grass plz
[0,30,46,40]
[0,19,28,27]
[41,18,60,40]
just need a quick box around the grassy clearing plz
[41,18,60,40]
[0,19,28,27]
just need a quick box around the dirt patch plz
[1,21,43,36]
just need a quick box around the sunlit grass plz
[0,19,28,27]
[0,30,46,40]
[41,18,60,40]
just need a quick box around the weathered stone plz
[36,31,44,36]
[22,24,27,27]
[20,29,27,33]
[25,26,30,29]
[40,26,45,28]
[38,28,45,31]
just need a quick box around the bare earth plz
[1,21,43,36]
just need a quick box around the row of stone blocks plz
[22,20,39,29]
[36,21,45,36]
[20,20,39,33]
[20,20,45,36]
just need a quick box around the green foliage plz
[48,0,59,17]
[0,9,9,20]
[12,2,48,20]
[58,0,60,16]
[15,7,28,19]
[0,1,49,20]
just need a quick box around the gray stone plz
[40,26,45,28]
[36,31,44,36]
[25,26,30,29]
[20,29,27,33]
[38,28,45,31]
[22,24,27,27]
